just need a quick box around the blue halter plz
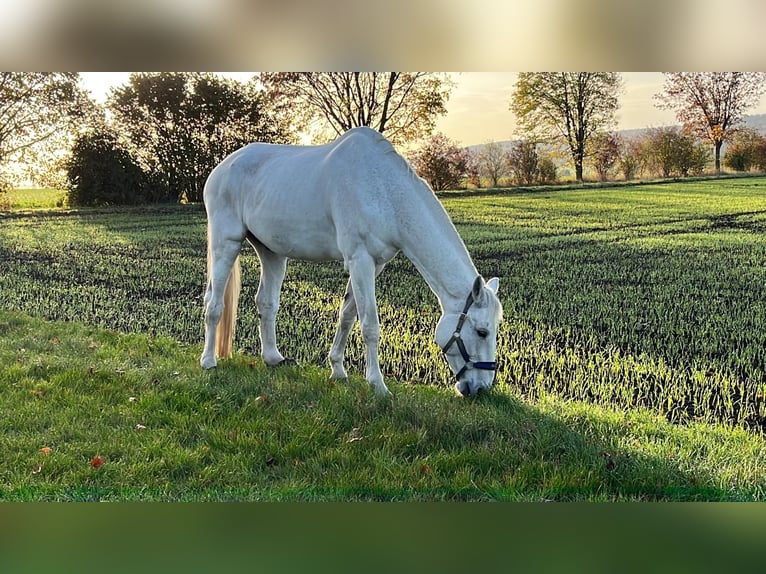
[441,292,497,381]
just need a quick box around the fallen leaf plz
[50,337,59,345]
[135,424,147,431]
[128,396,137,402]
[32,463,43,474]
[255,394,270,404]
[420,464,432,474]
[31,390,44,399]
[346,427,364,443]
[90,455,105,468]
[265,457,276,467]
[40,447,52,455]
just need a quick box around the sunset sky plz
[80,72,766,148]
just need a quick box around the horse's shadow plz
[369,385,721,501]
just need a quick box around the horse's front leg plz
[253,244,289,366]
[328,263,385,382]
[347,254,391,397]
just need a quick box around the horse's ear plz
[487,277,499,294]
[471,276,486,306]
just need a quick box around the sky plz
[79,72,766,148]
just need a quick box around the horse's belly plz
[246,217,343,261]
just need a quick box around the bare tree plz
[476,141,508,187]
[261,73,452,145]
[510,73,622,182]
[655,72,766,175]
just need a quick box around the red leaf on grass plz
[40,447,52,455]
[90,455,105,468]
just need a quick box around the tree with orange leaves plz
[655,73,766,175]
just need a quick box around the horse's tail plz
[207,227,241,359]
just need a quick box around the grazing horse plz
[200,127,502,397]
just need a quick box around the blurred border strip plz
[1,0,764,70]
[1,503,765,574]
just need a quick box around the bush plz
[507,140,539,185]
[537,157,557,184]
[724,129,766,172]
[66,129,151,206]
[642,127,709,178]
[407,133,469,191]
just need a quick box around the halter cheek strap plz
[441,292,497,381]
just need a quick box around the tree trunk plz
[575,162,583,183]
[715,140,723,175]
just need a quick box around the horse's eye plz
[477,328,489,339]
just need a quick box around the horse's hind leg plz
[328,278,356,379]
[328,263,385,381]
[252,242,289,366]
[201,237,242,369]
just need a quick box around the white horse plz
[200,127,502,397]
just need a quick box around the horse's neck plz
[400,195,478,314]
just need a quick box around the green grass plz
[2,176,766,499]
[2,310,765,501]
[6,188,66,210]
[2,178,766,429]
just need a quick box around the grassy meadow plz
[1,177,766,500]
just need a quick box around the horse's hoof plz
[200,358,217,370]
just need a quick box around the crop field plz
[2,177,766,434]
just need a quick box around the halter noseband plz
[440,291,497,381]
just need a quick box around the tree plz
[261,73,452,145]
[66,127,150,206]
[510,73,622,183]
[109,73,294,203]
[506,140,539,186]
[0,73,88,193]
[476,141,509,187]
[655,72,766,175]
[407,133,469,191]
[588,131,622,182]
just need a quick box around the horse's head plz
[436,276,502,396]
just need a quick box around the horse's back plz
[204,127,408,262]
